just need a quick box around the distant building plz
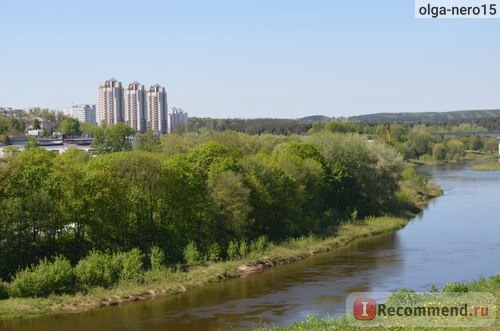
[147,84,168,134]
[65,104,96,123]
[168,107,188,133]
[124,82,147,132]
[0,107,24,117]
[97,78,124,125]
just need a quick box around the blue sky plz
[0,0,499,118]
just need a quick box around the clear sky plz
[0,0,499,118]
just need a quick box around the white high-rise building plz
[147,84,168,134]
[168,107,188,134]
[124,81,147,132]
[97,78,124,125]
[65,104,96,123]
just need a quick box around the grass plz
[259,274,500,331]
[472,160,500,171]
[410,152,496,165]
[463,151,496,161]
[0,216,412,320]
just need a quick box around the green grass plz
[463,152,496,161]
[259,275,499,331]
[472,160,500,171]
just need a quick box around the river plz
[1,162,499,330]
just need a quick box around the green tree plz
[447,139,466,161]
[432,143,446,161]
[105,123,135,152]
[135,130,161,152]
[58,117,81,136]
[32,118,41,130]
[466,135,482,151]
[208,171,251,239]
[484,138,499,154]
[24,136,40,150]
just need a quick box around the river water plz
[1,163,499,330]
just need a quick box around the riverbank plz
[472,160,500,171]
[0,216,423,320]
[0,165,442,321]
[409,152,496,165]
[262,274,499,331]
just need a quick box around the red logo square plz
[353,298,377,320]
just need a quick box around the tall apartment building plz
[124,81,147,132]
[147,84,168,134]
[97,78,124,125]
[65,104,96,123]
[168,107,188,133]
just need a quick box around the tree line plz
[0,131,409,282]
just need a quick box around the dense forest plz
[0,131,418,289]
[186,117,314,135]
[349,109,500,124]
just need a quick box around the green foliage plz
[250,236,268,255]
[135,130,161,152]
[114,249,144,282]
[484,138,499,154]
[149,245,166,271]
[239,240,248,258]
[227,241,239,260]
[432,142,446,161]
[183,241,201,267]
[9,256,75,298]
[206,243,221,262]
[446,139,466,161]
[76,249,145,288]
[443,282,469,293]
[58,117,80,135]
[0,128,432,288]
[75,250,119,289]
[24,136,39,150]
[106,123,135,152]
[32,118,41,130]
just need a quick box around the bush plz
[114,248,144,282]
[206,242,221,262]
[239,240,248,258]
[149,245,166,271]
[443,282,469,293]
[183,241,201,267]
[250,236,268,255]
[227,240,239,260]
[9,256,75,298]
[75,250,119,289]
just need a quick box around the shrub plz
[75,250,119,289]
[149,245,166,271]
[443,282,469,293]
[227,240,239,260]
[250,236,268,255]
[183,241,201,267]
[206,242,221,262]
[114,248,144,282]
[9,256,75,298]
[239,240,248,258]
